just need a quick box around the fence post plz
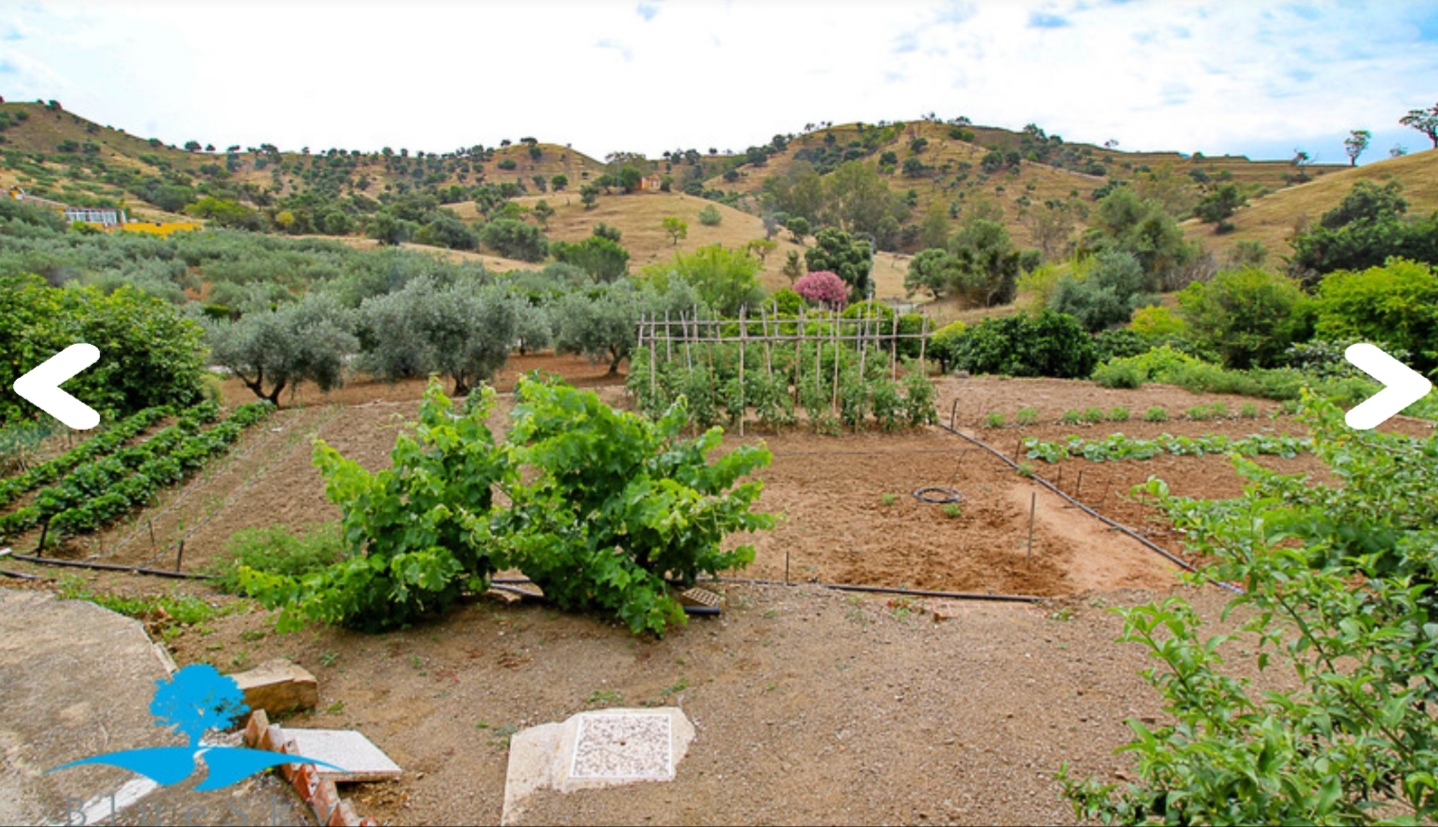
[738,305,746,437]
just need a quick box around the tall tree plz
[1343,129,1371,166]
[1399,102,1438,148]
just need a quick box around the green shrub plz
[945,311,1097,379]
[1177,267,1312,369]
[243,379,774,637]
[1081,406,1106,424]
[1015,407,1040,425]
[1143,406,1169,422]
[1186,404,1215,420]
[211,523,343,595]
[1093,361,1144,389]
[1107,406,1130,422]
[1061,409,1084,425]
[698,204,722,226]
[1312,259,1438,376]
[1239,402,1260,418]
[983,412,1006,428]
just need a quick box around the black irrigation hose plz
[491,575,1046,604]
[913,486,964,504]
[936,415,1245,595]
[7,553,214,581]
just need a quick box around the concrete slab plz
[0,589,311,825]
[286,729,402,783]
[500,707,694,825]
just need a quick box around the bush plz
[927,321,968,373]
[1015,407,1040,425]
[1312,259,1438,376]
[1143,406,1168,422]
[243,378,775,637]
[550,236,631,282]
[1129,304,1187,337]
[983,412,1005,428]
[698,204,722,226]
[1107,406,1130,422]
[1060,409,1084,425]
[945,311,1097,379]
[0,274,207,425]
[1178,267,1312,369]
[1048,250,1155,333]
[1080,407,1105,424]
[211,523,343,595]
[1092,360,1144,389]
[481,219,548,262]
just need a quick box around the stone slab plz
[230,658,319,716]
[500,707,693,825]
[286,729,402,783]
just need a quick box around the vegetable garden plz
[627,302,937,434]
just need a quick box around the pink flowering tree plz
[793,270,848,310]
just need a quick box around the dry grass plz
[1183,148,1438,261]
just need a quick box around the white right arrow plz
[1344,343,1432,430]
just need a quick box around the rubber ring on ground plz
[913,486,964,504]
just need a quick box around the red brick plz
[290,762,320,800]
[308,778,340,824]
[326,800,358,827]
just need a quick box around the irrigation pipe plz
[491,575,1046,604]
[939,401,1243,595]
[7,553,213,580]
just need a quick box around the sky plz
[2,0,1436,165]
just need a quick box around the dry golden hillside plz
[1182,148,1438,259]
[707,119,1347,253]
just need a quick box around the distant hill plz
[1181,148,1438,262]
[8,100,1431,289]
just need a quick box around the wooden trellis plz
[635,304,930,435]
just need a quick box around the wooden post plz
[759,303,773,379]
[664,310,672,363]
[796,305,806,408]
[890,307,899,381]
[683,311,693,370]
[175,539,185,573]
[917,316,928,377]
[1074,469,1084,502]
[830,309,840,414]
[647,312,656,399]
[1027,492,1036,562]
[856,305,870,390]
[738,306,746,437]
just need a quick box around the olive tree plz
[357,277,537,394]
[206,291,358,405]
[552,281,699,374]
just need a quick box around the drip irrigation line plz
[7,553,214,580]
[490,575,1045,604]
[1,568,46,580]
[936,418,1244,595]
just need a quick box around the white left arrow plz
[12,343,102,430]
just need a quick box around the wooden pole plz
[664,310,672,363]
[890,307,899,381]
[1027,492,1036,563]
[917,316,928,377]
[738,305,746,437]
[830,309,840,414]
[760,303,773,379]
[647,312,656,400]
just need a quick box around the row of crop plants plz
[0,401,274,544]
[1020,432,1313,463]
[627,342,935,434]
[0,405,173,508]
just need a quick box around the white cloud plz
[2,0,1435,163]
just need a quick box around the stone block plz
[231,658,319,715]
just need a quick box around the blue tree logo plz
[49,664,342,790]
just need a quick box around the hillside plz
[8,99,1430,293]
[1181,148,1438,260]
[704,118,1347,252]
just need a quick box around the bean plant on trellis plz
[627,304,935,434]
